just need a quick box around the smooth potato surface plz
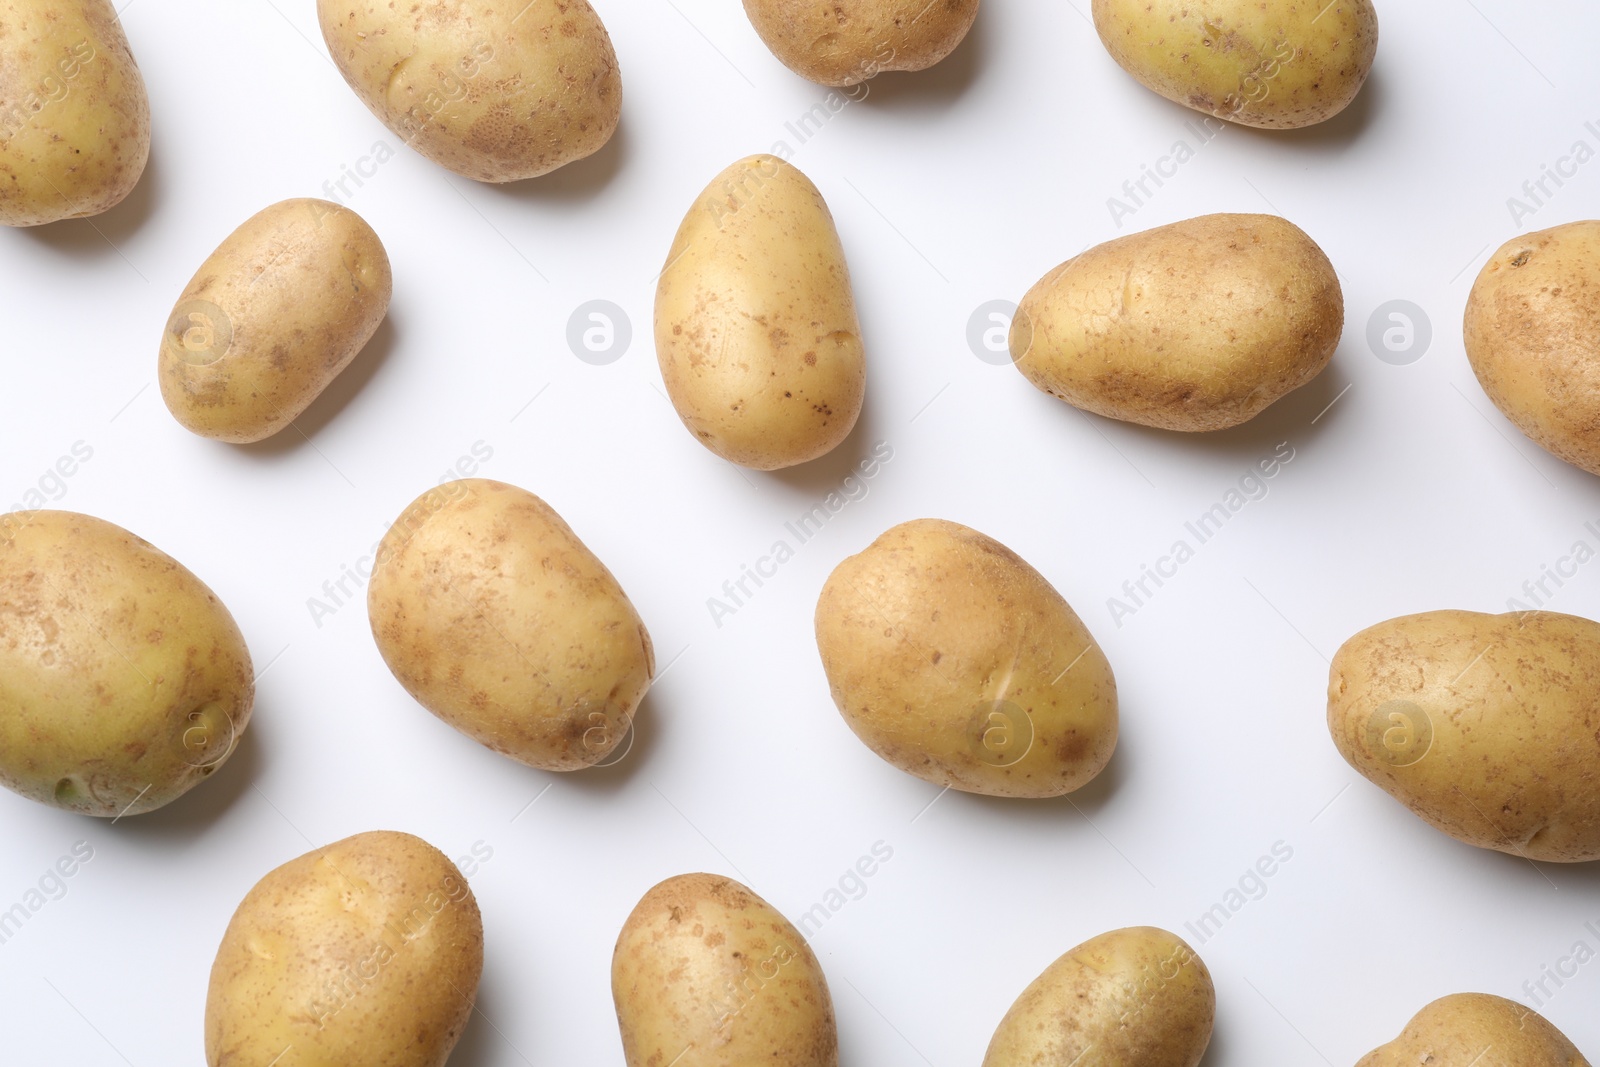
[1466,221,1600,476]
[1013,213,1342,432]
[368,478,654,771]
[0,510,253,816]
[205,831,483,1067]
[1355,993,1590,1067]
[158,199,391,443]
[1329,610,1600,862]
[612,873,838,1067]
[0,0,149,226]
[815,519,1117,798]
[1092,0,1378,129]
[743,0,979,86]
[982,927,1215,1067]
[317,0,621,182]
[656,154,866,470]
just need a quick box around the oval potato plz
[656,154,866,470]
[317,0,621,182]
[1328,609,1600,863]
[158,199,392,443]
[1465,221,1600,476]
[205,831,483,1067]
[743,0,979,86]
[1356,993,1590,1067]
[0,510,253,816]
[612,873,838,1067]
[367,478,654,771]
[0,0,149,226]
[1013,213,1342,432]
[815,518,1117,798]
[982,927,1215,1067]
[1091,0,1378,129]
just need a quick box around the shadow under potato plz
[109,722,262,843]
[855,3,988,110]
[1102,352,1352,463]
[16,142,160,256]
[480,118,630,206]
[230,314,401,456]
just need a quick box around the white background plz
[2,0,1599,1063]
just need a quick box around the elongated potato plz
[1092,0,1378,129]
[982,927,1215,1067]
[367,478,654,771]
[1465,221,1600,476]
[0,510,253,816]
[1013,213,1342,432]
[158,199,391,443]
[612,873,838,1067]
[656,154,866,470]
[1328,610,1600,862]
[205,831,483,1067]
[743,0,980,86]
[1356,993,1590,1067]
[815,519,1117,798]
[317,0,621,182]
[0,0,149,226]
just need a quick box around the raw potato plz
[1355,993,1590,1067]
[317,0,621,182]
[982,927,1215,1067]
[1328,610,1600,863]
[1091,0,1378,129]
[1013,213,1343,432]
[656,154,866,470]
[743,0,979,86]
[1465,221,1600,476]
[367,478,654,771]
[0,0,149,226]
[815,519,1117,798]
[205,831,483,1067]
[158,199,392,443]
[612,873,838,1067]
[0,510,253,816]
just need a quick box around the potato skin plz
[0,0,149,226]
[612,873,838,1067]
[317,0,621,182]
[815,519,1117,798]
[656,154,866,471]
[205,831,484,1067]
[982,927,1215,1067]
[1328,610,1600,863]
[742,0,979,86]
[0,511,253,816]
[1013,213,1342,432]
[1355,993,1590,1067]
[158,199,391,444]
[367,478,654,771]
[1465,221,1600,476]
[1091,0,1377,129]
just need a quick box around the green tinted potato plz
[0,510,253,816]
[0,0,149,225]
[1092,0,1378,129]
